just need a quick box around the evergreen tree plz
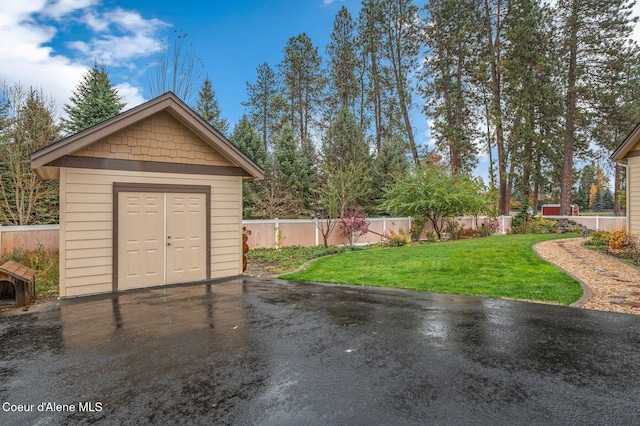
[327,6,359,113]
[503,0,563,206]
[229,116,266,167]
[358,0,386,152]
[556,0,638,215]
[422,0,481,175]
[478,0,509,215]
[321,107,371,171]
[272,126,309,215]
[378,0,421,165]
[573,163,595,210]
[196,77,229,135]
[280,33,325,143]
[62,61,125,134]
[371,136,410,212]
[243,62,281,150]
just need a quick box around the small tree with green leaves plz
[62,61,125,134]
[315,161,371,247]
[382,164,491,240]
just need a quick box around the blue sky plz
[0,0,432,150]
[0,1,374,126]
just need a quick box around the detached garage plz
[31,92,263,297]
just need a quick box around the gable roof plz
[31,92,264,180]
[611,122,640,162]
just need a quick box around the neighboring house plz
[611,124,640,233]
[31,92,263,298]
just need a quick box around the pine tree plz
[556,0,638,215]
[371,136,410,212]
[358,0,386,152]
[272,126,310,215]
[280,33,324,143]
[243,62,280,150]
[422,0,481,175]
[196,77,229,135]
[62,61,125,134]
[327,6,359,113]
[503,0,563,205]
[321,107,371,171]
[378,0,421,165]
[229,116,267,167]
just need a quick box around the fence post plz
[314,218,319,246]
[274,218,280,250]
[596,215,599,231]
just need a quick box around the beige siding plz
[58,167,242,297]
[629,156,640,234]
[73,111,234,167]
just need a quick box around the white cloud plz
[115,82,146,109]
[71,7,168,66]
[41,0,98,20]
[0,2,167,119]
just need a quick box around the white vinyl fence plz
[0,215,627,254]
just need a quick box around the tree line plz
[231,0,640,219]
[1,0,639,228]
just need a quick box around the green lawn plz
[280,234,583,305]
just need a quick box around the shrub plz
[609,229,631,250]
[410,216,426,241]
[511,199,532,233]
[530,216,557,234]
[586,230,612,248]
[443,218,464,240]
[338,207,370,245]
[459,228,483,239]
[386,228,411,247]
[483,217,501,234]
[424,230,438,242]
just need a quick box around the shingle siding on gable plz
[73,111,234,167]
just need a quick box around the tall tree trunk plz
[484,0,507,214]
[560,0,578,216]
[614,163,622,215]
[371,50,383,152]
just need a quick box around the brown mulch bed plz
[534,237,640,315]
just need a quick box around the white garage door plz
[118,192,207,291]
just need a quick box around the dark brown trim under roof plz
[31,92,264,180]
[51,156,253,178]
[611,121,640,162]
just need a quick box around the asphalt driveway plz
[1,277,640,425]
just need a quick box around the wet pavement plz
[1,277,640,425]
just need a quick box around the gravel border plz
[534,237,640,315]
